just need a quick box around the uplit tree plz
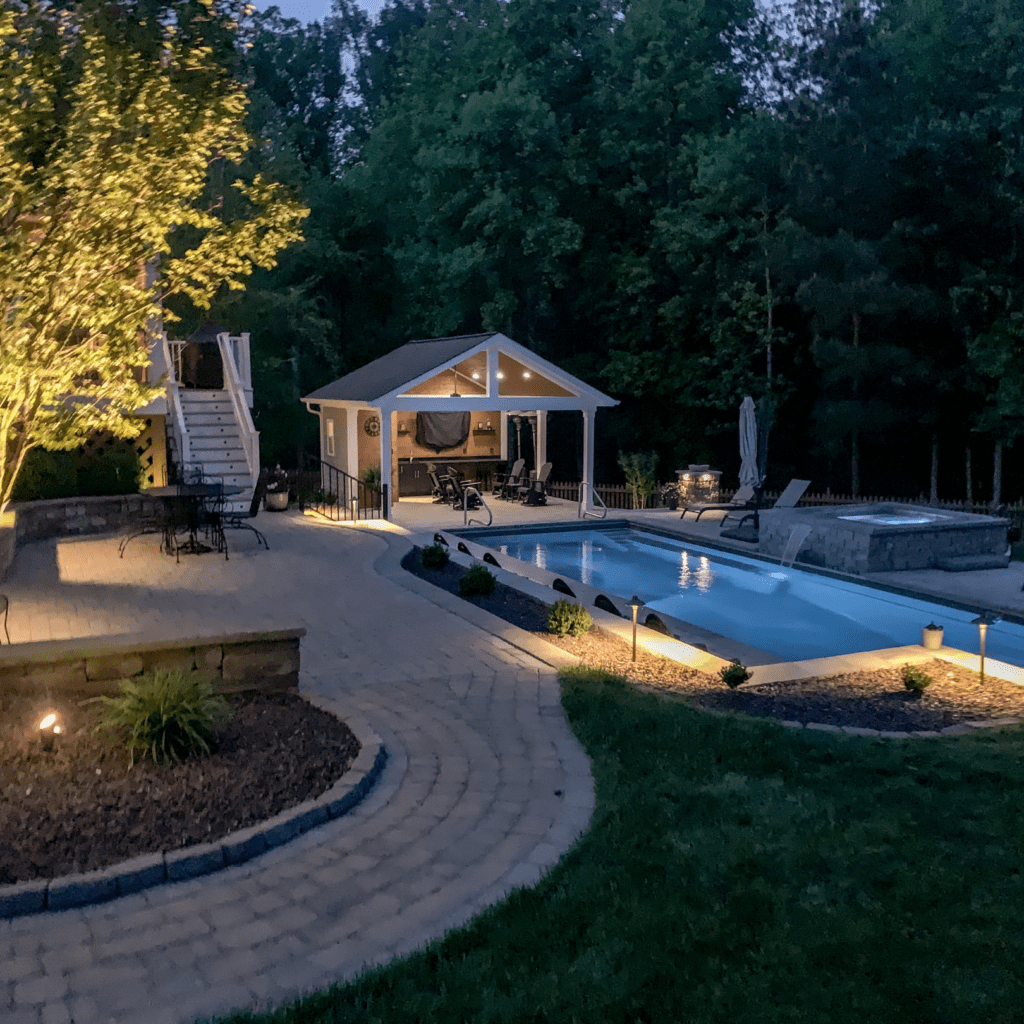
[0,0,307,514]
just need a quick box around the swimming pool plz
[467,525,1024,664]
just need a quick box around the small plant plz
[720,662,752,688]
[548,599,594,638]
[618,450,659,509]
[901,663,932,695]
[90,666,230,766]
[459,562,496,597]
[361,465,382,491]
[420,542,450,570]
[265,464,290,493]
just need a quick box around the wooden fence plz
[550,480,1024,532]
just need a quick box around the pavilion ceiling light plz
[523,371,531,378]
[496,372,504,379]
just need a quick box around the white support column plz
[345,407,359,479]
[581,407,594,512]
[535,409,548,467]
[500,411,508,460]
[379,405,393,519]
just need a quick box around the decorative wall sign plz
[363,415,381,437]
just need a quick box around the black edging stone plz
[0,730,386,920]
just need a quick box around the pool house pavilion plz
[301,332,618,518]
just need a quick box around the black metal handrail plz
[295,451,386,521]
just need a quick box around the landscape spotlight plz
[39,713,61,752]
[971,612,999,684]
[630,596,641,662]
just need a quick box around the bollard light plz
[971,612,999,684]
[39,713,61,752]
[350,496,359,522]
[630,596,641,662]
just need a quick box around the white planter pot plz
[264,490,289,511]
[921,625,944,650]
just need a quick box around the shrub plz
[459,562,496,597]
[11,442,142,501]
[901,663,932,694]
[360,465,382,490]
[548,599,594,637]
[617,450,659,509]
[90,666,231,765]
[720,662,752,688]
[420,542,450,570]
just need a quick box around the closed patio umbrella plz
[739,396,759,489]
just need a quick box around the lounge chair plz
[519,462,553,506]
[681,483,757,522]
[446,466,482,509]
[493,458,525,498]
[720,478,811,538]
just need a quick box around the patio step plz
[935,553,1011,571]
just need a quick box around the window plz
[325,418,335,456]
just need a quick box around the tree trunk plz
[929,434,939,504]
[851,428,860,498]
[965,446,972,504]
[992,441,1002,511]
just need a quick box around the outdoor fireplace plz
[676,465,721,504]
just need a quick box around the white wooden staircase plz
[163,333,259,513]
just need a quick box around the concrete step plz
[179,389,230,402]
[200,459,251,477]
[188,424,242,439]
[182,404,235,419]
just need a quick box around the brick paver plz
[0,513,595,1023]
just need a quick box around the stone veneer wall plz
[10,492,169,546]
[0,628,304,697]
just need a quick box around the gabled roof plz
[302,332,617,407]
[303,334,495,403]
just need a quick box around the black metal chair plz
[0,593,9,643]
[218,470,270,557]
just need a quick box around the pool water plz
[476,526,1024,664]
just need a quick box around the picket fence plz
[549,480,1024,531]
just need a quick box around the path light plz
[630,596,641,662]
[971,612,999,684]
[39,713,61,752]
[350,496,359,522]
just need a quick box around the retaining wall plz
[0,510,15,583]
[0,628,304,697]
[10,492,166,546]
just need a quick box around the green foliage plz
[547,599,594,638]
[720,662,752,688]
[360,465,382,491]
[901,663,933,695]
[458,562,496,597]
[617,451,659,509]
[91,666,230,766]
[419,542,450,570]
[11,443,141,501]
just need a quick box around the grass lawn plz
[216,667,1024,1024]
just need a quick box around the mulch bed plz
[404,547,1024,734]
[0,690,360,885]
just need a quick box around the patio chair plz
[519,462,553,506]
[446,466,482,509]
[0,593,9,643]
[500,460,529,500]
[720,478,811,538]
[681,483,757,522]
[217,470,270,557]
[493,458,525,498]
[427,463,455,504]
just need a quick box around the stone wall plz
[11,493,169,545]
[0,628,304,697]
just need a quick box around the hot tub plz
[758,502,1010,574]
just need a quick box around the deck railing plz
[295,451,385,522]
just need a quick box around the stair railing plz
[160,334,194,474]
[463,487,492,527]
[578,482,608,519]
[296,451,384,521]
[217,333,260,482]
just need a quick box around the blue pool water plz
[474,526,1024,664]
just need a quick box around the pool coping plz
[0,702,387,920]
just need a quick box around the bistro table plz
[119,483,245,561]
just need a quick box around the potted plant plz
[921,622,943,650]
[264,464,290,511]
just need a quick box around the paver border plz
[0,709,386,920]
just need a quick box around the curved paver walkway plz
[0,514,594,1024]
